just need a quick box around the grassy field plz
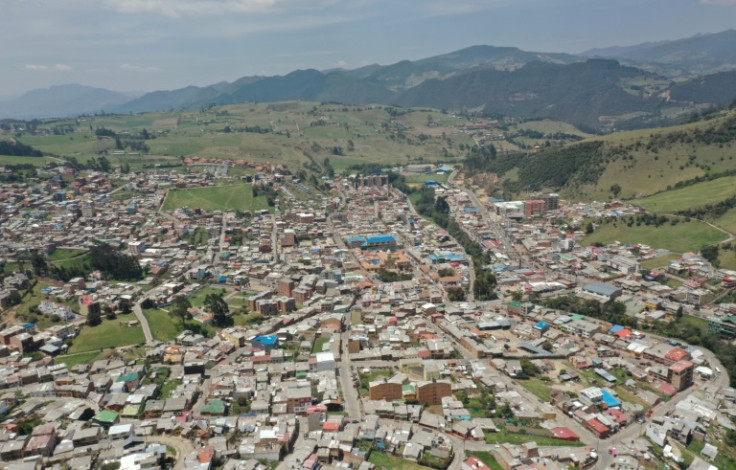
[163,184,269,212]
[368,452,433,470]
[47,249,91,273]
[636,176,736,213]
[143,309,182,342]
[68,316,146,353]
[560,112,736,201]
[713,207,736,235]
[56,351,100,368]
[583,220,726,253]
[404,173,450,185]
[0,155,56,165]
[48,248,87,261]
[641,254,682,270]
[312,337,331,353]
[187,286,228,307]
[679,314,709,330]
[518,378,553,402]
[485,429,586,447]
[465,452,504,470]
[11,103,478,173]
[719,249,736,271]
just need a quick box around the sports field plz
[162,184,270,212]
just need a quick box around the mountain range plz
[582,29,736,77]
[3,30,736,130]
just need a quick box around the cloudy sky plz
[1,0,735,96]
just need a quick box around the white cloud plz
[194,14,351,37]
[24,63,72,71]
[120,63,161,72]
[421,0,525,17]
[102,0,339,17]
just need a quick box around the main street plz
[339,306,362,420]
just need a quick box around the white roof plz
[109,423,133,435]
[315,351,335,363]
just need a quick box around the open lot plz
[56,351,101,368]
[67,315,145,353]
[368,452,433,470]
[484,429,586,447]
[143,309,182,342]
[582,219,726,253]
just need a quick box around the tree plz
[170,296,192,326]
[434,196,450,215]
[447,287,466,302]
[610,183,621,198]
[104,305,116,320]
[87,308,101,327]
[701,244,720,267]
[30,252,49,277]
[520,357,540,378]
[474,271,497,301]
[205,293,231,327]
[8,290,21,307]
[89,243,142,281]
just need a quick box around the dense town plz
[0,160,734,470]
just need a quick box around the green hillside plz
[582,219,726,254]
[469,110,736,201]
[636,176,736,213]
[2,103,479,172]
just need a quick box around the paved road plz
[271,213,280,263]
[133,300,154,344]
[339,308,362,420]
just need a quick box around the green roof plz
[509,301,523,308]
[402,384,415,393]
[571,314,585,321]
[94,410,119,423]
[201,399,227,415]
[116,372,139,383]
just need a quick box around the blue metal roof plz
[254,335,278,345]
[366,235,395,244]
[600,389,621,407]
[609,325,624,334]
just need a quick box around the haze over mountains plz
[3,30,736,130]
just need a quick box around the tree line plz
[400,184,497,300]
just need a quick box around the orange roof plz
[613,329,631,338]
[669,360,693,372]
[665,348,689,362]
